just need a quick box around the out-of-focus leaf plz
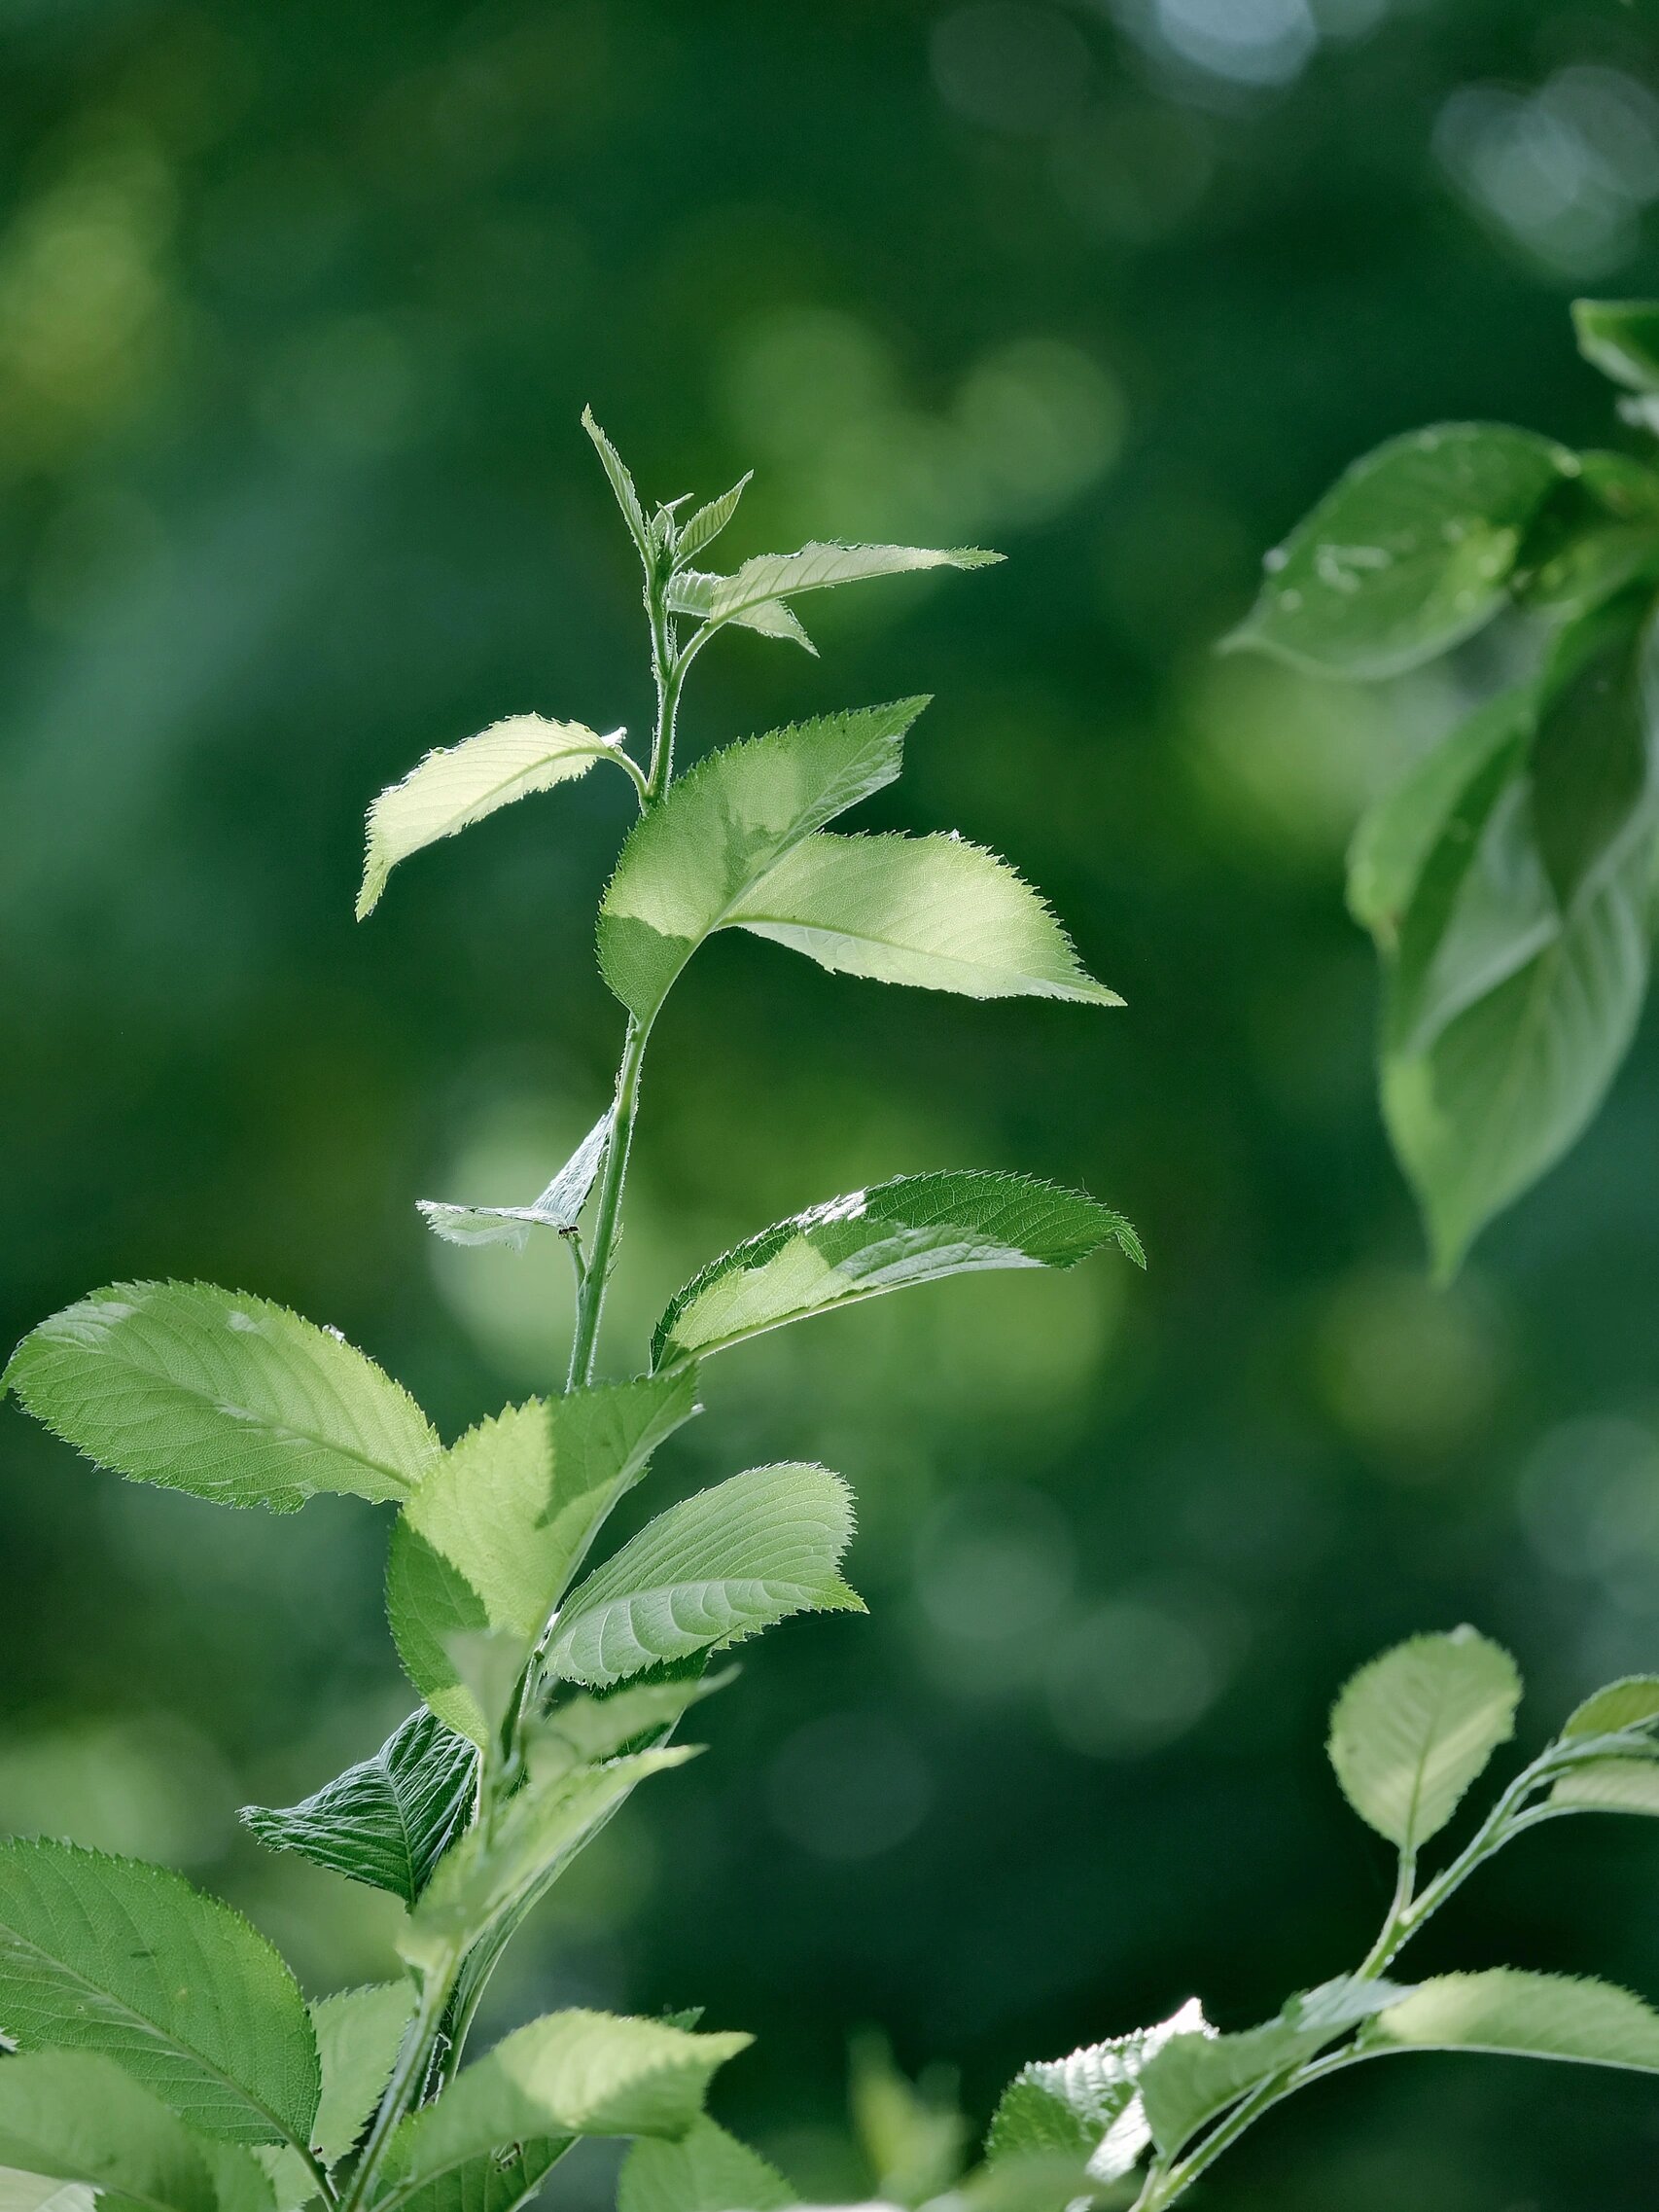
[653,1170,1143,1369]
[418,1111,613,1249]
[1230,423,1568,677]
[357,716,632,919]
[0,2053,231,2212]
[597,700,924,1023]
[547,1464,862,1691]
[0,1837,320,2147]
[2,1282,439,1513]
[1551,1760,1659,1815]
[1574,301,1659,393]
[1514,451,1659,620]
[1326,1628,1519,1851]
[0,2175,94,2212]
[619,2117,794,2212]
[850,2032,969,2205]
[1528,595,1658,909]
[240,1709,477,1907]
[1365,1970,1659,2072]
[1562,1676,1659,1736]
[727,834,1120,1004]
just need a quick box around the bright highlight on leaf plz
[418,1111,613,1248]
[668,541,1002,633]
[653,1169,1143,1369]
[729,833,1120,1003]
[988,2001,1211,2185]
[1326,1628,1520,1852]
[0,2052,235,2212]
[1365,1970,1659,2073]
[1,1280,439,1512]
[358,714,635,919]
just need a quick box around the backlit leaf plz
[1365,1970,1659,2073]
[1562,1675,1659,1737]
[682,542,1001,628]
[418,1111,613,1249]
[674,477,752,565]
[727,834,1120,1004]
[310,1982,414,2165]
[1326,1628,1519,1852]
[619,2117,794,2212]
[653,1170,1143,1369]
[582,408,653,563]
[2,1281,439,1513]
[1550,1760,1659,1815]
[987,2002,1210,2186]
[0,2053,228,2212]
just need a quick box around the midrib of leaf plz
[109,1360,420,1499]
[0,1920,305,2154]
[734,904,1110,997]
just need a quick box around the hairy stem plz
[340,1961,457,2212]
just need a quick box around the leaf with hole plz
[2,1281,439,1513]
[1326,1628,1520,1853]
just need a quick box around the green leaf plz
[376,2144,569,2212]
[1574,300,1659,393]
[240,1707,477,1906]
[401,1749,692,1975]
[0,1837,320,2148]
[1366,1970,1659,2073]
[727,596,818,653]
[418,1110,613,1249]
[1140,1980,1406,2161]
[1551,1759,1659,1815]
[596,699,925,1024]
[311,1983,414,2165]
[1562,1675,1659,1737]
[1383,833,1652,1278]
[1531,596,1659,908]
[726,834,1121,1005]
[666,542,1001,629]
[850,2033,969,2205]
[986,2002,1209,2186]
[528,1664,735,1786]
[1231,423,1569,678]
[1326,1628,1520,1853]
[547,1464,863,1691]
[674,476,752,566]
[1513,451,1659,620]
[0,2052,231,2212]
[582,408,653,564]
[0,2174,94,2212]
[384,2011,752,2190]
[387,1373,700,1741]
[357,716,633,919]
[2,1281,439,1513]
[619,2117,794,2212]
[652,1170,1144,1370]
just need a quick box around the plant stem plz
[565,1015,649,1389]
[340,1960,457,2212]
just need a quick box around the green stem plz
[339,1960,457,2212]
[565,1015,649,1390]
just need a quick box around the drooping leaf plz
[1230,423,1569,678]
[1364,1970,1659,2073]
[387,1374,700,1741]
[619,2117,794,2212]
[674,476,752,565]
[0,1837,320,2149]
[1326,1628,1520,1853]
[582,408,653,564]
[401,1749,693,1975]
[1140,1980,1407,2161]
[547,1464,862,1691]
[667,543,1000,630]
[596,700,925,1024]
[726,834,1120,1004]
[1562,1675,1659,1737]
[1573,300,1659,394]
[1551,1760,1659,1815]
[383,2011,751,2190]
[418,1111,613,1249]
[2,1282,439,1514]
[357,716,633,919]
[653,1170,1143,1370]
[986,2002,1210,2186]
[241,1707,477,1906]
[310,1983,415,2165]
[0,2053,231,2212]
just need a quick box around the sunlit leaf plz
[1231,423,1569,678]
[674,476,752,565]
[582,408,653,563]
[619,2117,794,2212]
[418,1111,613,1249]
[1365,1970,1659,2073]
[987,2002,1210,2186]
[310,1983,414,2165]
[2,1281,440,1513]
[1562,1675,1659,1737]
[528,1665,734,1788]
[240,1708,477,1906]
[653,1170,1143,1369]
[0,2173,94,2212]
[0,1837,320,2147]
[547,1464,862,1691]
[597,700,924,1023]
[0,2053,230,2212]
[1550,1760,1659,1815]
[670,542,1001,630]
[1326,1628,1519,1852]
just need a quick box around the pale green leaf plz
[357,716,632,919]
[0,1837,320,2148]
[311,1983,414,2165]
[0,2053,228,2212]
[547,1464,862,1691]
[1365,1970,1659,2073]
[728,596,818,652]
[986,2001,1209,2185]
[1231,423,1569,678]
[675,476,752,565]
[384,2011,751,2190]
[0,2174,93,2212]
[387,1374,700,1741]
[619,2117,794,2212]
[1551,1759,1659,1815]
[418,1111,613,1249]
[528,1665,735,1787]
[401,1749,692,1975]
[2,1281,439,1513]
[377,2143,568,2212]
[1563,1675,1659,1737]
[850,2033,969,2205]
[1326,1628,1520,1852]
[240,1707,477,1906]
[597,700,925,1023]
[1140,1980,1406,2160]
[582,408,653,563]
[652,1170,1143,1370]
[727,833,1120,1004]
[1574,300,1659,393]
[680,542,1001,629]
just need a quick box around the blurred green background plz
[7,1,1659,2203]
